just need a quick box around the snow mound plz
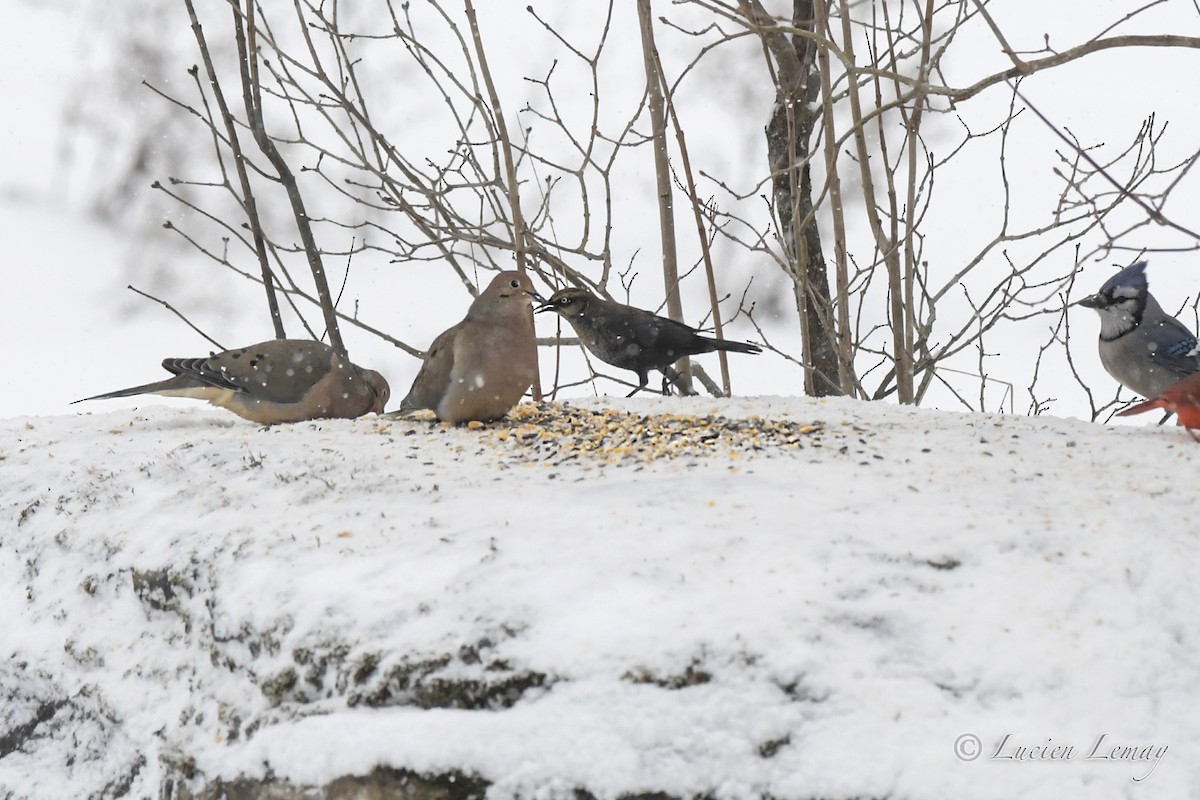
[1,396,1196,799]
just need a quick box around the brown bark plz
[751,0,843,396]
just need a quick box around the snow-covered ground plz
[2,396,1196,799]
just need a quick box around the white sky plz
[4,0,1200,420]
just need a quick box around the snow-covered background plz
[4,1,1200,798]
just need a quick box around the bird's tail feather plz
[1116,398,1165,417]
[708,339,763,355]
[71,376,209,404]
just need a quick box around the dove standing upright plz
[400,271,539,423]
[73,339,390,423]
[537,286,761,396]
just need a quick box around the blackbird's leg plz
[625,372,649,398]
[659,365,690,396]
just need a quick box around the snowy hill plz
[1,397,1195,799]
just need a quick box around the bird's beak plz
[534,300,555,314]
[528,289,548,305]
[1074,293,1104,309]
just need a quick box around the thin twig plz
[637,0,693,393]
[464,0,543,400]
[127,285,225,350]
[1009,79,1200,243]
[182,0,286,339]
[647,32,733,395]
[236,0,347,356]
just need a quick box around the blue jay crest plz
[1096,261,1147,303]
[1078,260,1200,399]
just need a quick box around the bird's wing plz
[613,307,692,350]
[165,340,336,405]
[401,324,460,411]
[645,315,724,362]
[1147,318,1200,378]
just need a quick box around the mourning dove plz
[74,339,390,424]
[537,287,761,396]
[400,270,538,423]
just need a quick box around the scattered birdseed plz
[481,402,826,464]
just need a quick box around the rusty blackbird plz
[537,287,762,396]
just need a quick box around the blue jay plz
[1077,261,1200,399]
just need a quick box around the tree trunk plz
[764,0,843,397]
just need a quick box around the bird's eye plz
[559,297,571,305]
[510,279,521,289]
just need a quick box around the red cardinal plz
[1116,372,1200,441]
